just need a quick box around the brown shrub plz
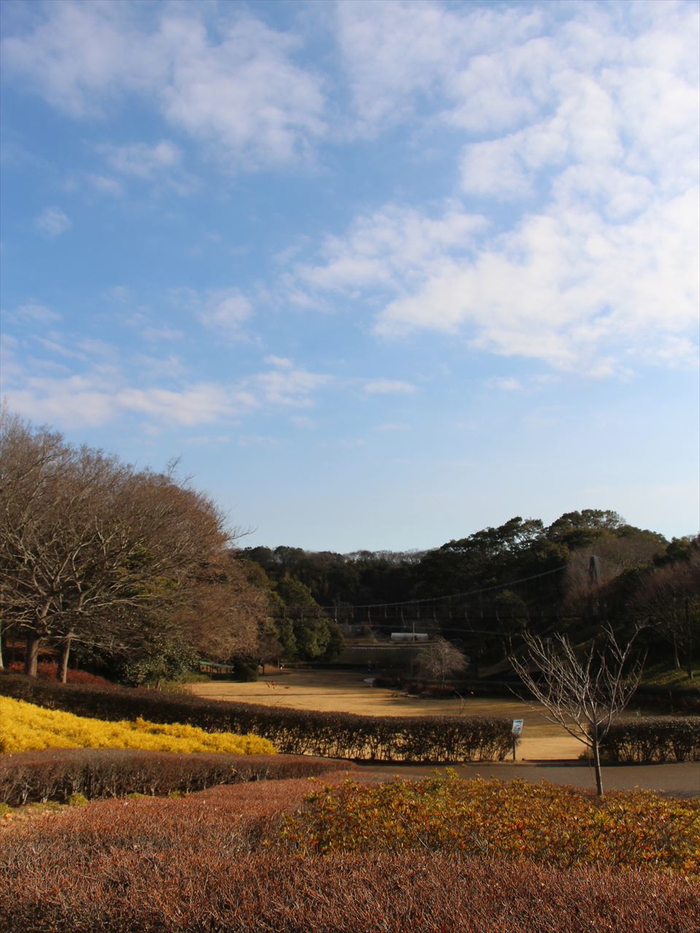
[1,780,698,933]
[0,747,353,805]
[600,717,700,762]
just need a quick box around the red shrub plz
[6,662,111,686]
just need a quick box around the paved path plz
[355,760,700,797]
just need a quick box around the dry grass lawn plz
[188,669,585,760]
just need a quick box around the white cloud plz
[2,3,326,170]
[133,354,187,380]
[491,378,523,392]
[5,382,116,428]
[289,176,698,375]
[252,367,331,407]
[373,186,699,373]
[117,384,237,426]
[364,379,415,395]
[34,207,72,237]
[2,336,331,429]
[6,302,62,324]
[333,0,544,136]
[334,0,699,162]
[293,202,487,300]
[141,326,185,342]
[101,140,181,177]
[285,2,699,377]
[86,173,124,196]
[196,288,253,338]
[264,355,294,368]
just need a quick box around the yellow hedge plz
[0,697,276,756]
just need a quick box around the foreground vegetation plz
[0,747,351,806]
[0,696,275,756]
[2,776,698,933]
[282,775,700,873]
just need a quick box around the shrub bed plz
[600,717,700,763]
[0,674,513,761]
[0,748,352,806]
[1,779,698,933]
[281,775,700,873]
[6,661,112,686]
[5,853,697,933]
[0,697,276,756]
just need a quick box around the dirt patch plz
[188,670,585,761]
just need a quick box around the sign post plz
[511,719,524,761]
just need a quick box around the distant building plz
[390,632,429,642]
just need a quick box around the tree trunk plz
[25,631,41,677]
[672,633,681,670]
[0,624,4,670]
[57,634,73,683]
[592,726,604,797]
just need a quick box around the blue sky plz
[1,0,698,551]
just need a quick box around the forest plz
[241,513,699,680]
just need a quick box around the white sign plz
[512,719,524,735]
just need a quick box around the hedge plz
[0,747,352,806]
[0,674,513,762]
[1,696,279,756]
[3,780,699,933]
[599,717,700,763]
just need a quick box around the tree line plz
[242,513,699,678]
[2,409,697,683]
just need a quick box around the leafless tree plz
[415,636,468,685]
[564,533,666,610]
[509,629,643,795]
[632,552,699,679]
[0,411,261,678]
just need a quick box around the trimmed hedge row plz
[0,747,352,806]
[599,717,700,763]
[0,674,513,762]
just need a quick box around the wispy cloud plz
[250,359,331,408]
[6,302,62,325]
[101,140,181,178]
[2,335,332,430]
[34,207,71,237]
[364,379,415,395]
[195,289,254,339]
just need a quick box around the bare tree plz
[509,629,643,796]
[415,637,468,685]
[0,412,261,679]
[632,552,699,679]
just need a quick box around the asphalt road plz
[355,760,700,796]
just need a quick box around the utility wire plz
[280,563,568,613]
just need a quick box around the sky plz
[1,0,698,553]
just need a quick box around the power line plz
[281,564,568,613]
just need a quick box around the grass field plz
[189,669,587,760]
